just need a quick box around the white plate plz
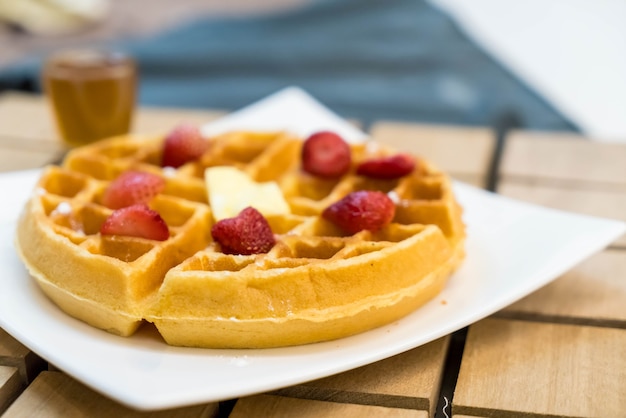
[0,88,624,410]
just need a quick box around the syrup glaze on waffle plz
[16,131,465,348]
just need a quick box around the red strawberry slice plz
[301,131,351,178]
[322,190,395,234]
[211,207,275,255]
[161,124,208,168]
[102,171,165,209]
[356,154,416,179]
[100,204,169,241]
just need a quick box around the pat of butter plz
[205,166,290,221]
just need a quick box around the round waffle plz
[15,130,465,348]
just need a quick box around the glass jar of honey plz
[42,50,137,147]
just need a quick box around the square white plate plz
[0,88,623,410]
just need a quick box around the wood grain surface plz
[501,130,626,191]
[0,367,21,416]
[454,318,626,417]
[1,371,219,418]
[0,329,46,385]
[274,337,449,416]
[231,394,429,418]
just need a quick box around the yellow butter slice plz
[205,166,290,221]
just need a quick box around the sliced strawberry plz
[100,204,169,241]
[301,131,351,178]
[161,124,208,168]
[102,171,165,209]
[322,190,395,234]
[356,154,416,180]
[211,207,275,255]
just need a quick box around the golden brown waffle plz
[15,131,465,348]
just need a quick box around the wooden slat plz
[0,93,59,149]
[497,182,626,246]
[132,106,225,135]
[500,131,626,190]
[499,131,626,248]
[0,366,22,415]
[453,318,626,417]
[230,394,428,418]
[0,329,46,384]
[500,249,626,324]
[274,337,449,416]
[2,371,219,418]
[0,93,225,153]
[0,148,62,173]
[453,415,488,418]
[370,121,495,188]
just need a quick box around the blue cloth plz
[0,0,578,132]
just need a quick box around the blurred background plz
[0,0,624,141]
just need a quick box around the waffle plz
[15,131,465,348]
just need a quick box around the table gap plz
[435,111,523,418]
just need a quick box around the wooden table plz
[1,93,625,418]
